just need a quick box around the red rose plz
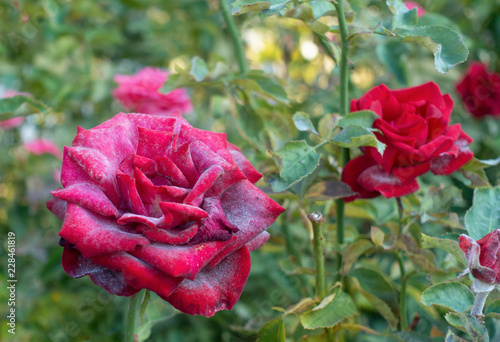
[47,113,284,317]
[342,82,473,202]
[459,230,500,284]
[113,67,193,115]
[456,62,500,118]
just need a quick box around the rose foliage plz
[342,82,474,201]
[47,112,284,317]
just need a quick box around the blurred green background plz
[2,0,500,341]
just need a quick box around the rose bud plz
[456,62,500,118]
[47,113,285,317]
[113,67,192,115]
[342,82,473,202]
[459,230,500,285]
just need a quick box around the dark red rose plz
[47,113,284,317]
[459,230,500,284]
[342,82,473,202]
[456,62,500,118]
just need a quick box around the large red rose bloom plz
[342,82,473,202]
[47,113,284,317]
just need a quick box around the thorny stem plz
[124,291,141,342]
[308,212,327,299]
[220,0,248,75]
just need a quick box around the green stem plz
[394,251,407,330]
[334,0,350,119]
[332,1,351,282]
[308,212,327,299]
[395,198,407,330]
[220,0,248,75]
[124,292,141,342]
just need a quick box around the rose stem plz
[332,0,351,282]
[471,291,490,317]
[308,212,327,299]
[220,0,248,75]
[124,291,141,342]
[395,197,408,330]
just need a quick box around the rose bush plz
[459,230,500,284]
[47,112,284,316]
[113,67,192,115]
[456,62,500,118]
[342,82,473,201]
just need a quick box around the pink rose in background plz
[47,113,284,317]
[0,90,32,130]
[113,67,192,115]
[459,230,500,284]
[456,62,500,118]
[404,1,426,17]
[24,138,64,160]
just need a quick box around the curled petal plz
[341,155,380,202]
[208,180,285,268]
[62,248,139,296]
[459,234,497,283]
[59,204,149,258]
[92,252,182,299]
[357,165,420,198]
[165,246,251,317]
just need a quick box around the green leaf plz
[371,227,385,247]
[0,95,49,120]
[293,112,319,135]
[445,329,469,342]
[231,0,291,16]
[458,313,490,342]
[351,277,398,330]
[421,282,474,312]
[420,233,467,265]
[309,0,336,20]
[300,289,357,329]
[376,40,409,85]
[462,157,500,171]
[234,71,289,104]
[331,126,386,155]
[337,110,378,128]
[284,3,314,21]
[258,317,286,342]
[190,56,210,82]
[445,312,466,332]
[349,268,397,304]
[464,187,500,240]
[402,26,468,74]
[386,0,418,30]
[270,140,322,192]
[343,239,373,274]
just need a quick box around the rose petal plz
[59,203,149,258]
[62,248,139,296]
[245,231,270,252]
[92,252,182,299]
[357,165,420,198]
[459,234,497,283]
[208,180,285,268]
[51,183,121,218]
[165,246,251,317]
[227,143,263,184]
[341,155,380,202]
[46,196,67,221]
[143,222,200,244]
[132,237,237,280]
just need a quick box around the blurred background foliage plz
[1,0,500,341]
